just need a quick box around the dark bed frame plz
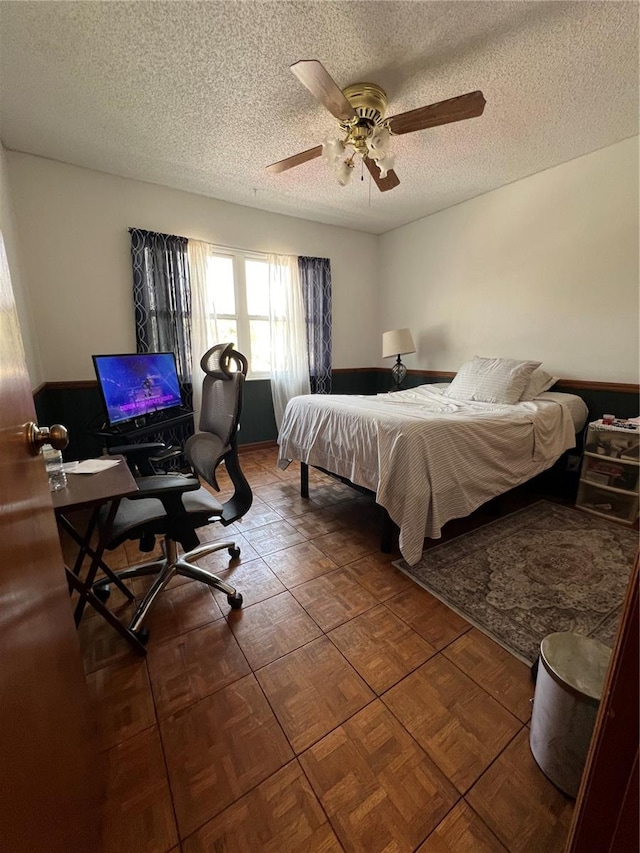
[298,444,579,559]
[300,461,398,553]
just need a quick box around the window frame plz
[205,249,271,380]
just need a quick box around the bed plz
[277,383,588,565]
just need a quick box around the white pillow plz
[445,356,541,405]
[520,367,558,400]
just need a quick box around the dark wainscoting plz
[376,369,454,394]
[34,382,106,462]
[33,370,638,462]
[34,378,281,461]
[551,380,639,422]
[331,368,380,396]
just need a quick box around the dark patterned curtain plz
[298,256,332,394]
[129,228,194,450]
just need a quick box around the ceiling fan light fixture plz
[375,152,395,179]
[366,126,391,156]
[366,126,395,178]
[322,136,345,166]
[334,157,355,186]
[322,135,356,185]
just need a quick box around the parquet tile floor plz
[72,446,575,853]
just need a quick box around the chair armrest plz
[108,442,170,477]
[149,446,184,462]
[107,442,166,458]
[129,474,200,499]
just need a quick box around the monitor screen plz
[92,352,183,426]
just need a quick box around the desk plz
[52,456,147,655]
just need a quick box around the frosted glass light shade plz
[376,152,395,179]
[322,137,345,165]
[382,328,416,358]
[366,127,391,156]
[334,158,354,186]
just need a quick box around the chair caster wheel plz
[228,546,241,559]
[94,585,111,602]
[227,592,243,609]
[132,627,150,645]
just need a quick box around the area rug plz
[394,501,637,664]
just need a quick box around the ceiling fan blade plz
[388,90,486,135]
[266,145,323,174]
[365,157,400,192]
[290,60,357,123]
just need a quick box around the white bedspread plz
[277,384,582,565]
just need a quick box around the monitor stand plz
[95,408,194,442]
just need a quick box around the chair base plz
[94,537,242,637]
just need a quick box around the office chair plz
[95,343,253,642]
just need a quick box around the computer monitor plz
[92,352,184,427]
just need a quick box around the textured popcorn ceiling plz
[0,1,638,234]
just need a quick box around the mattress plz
[431,384,589,432]
[277,384,586,565]
[535,391,588,432]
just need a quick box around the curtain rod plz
[128,227,274,260]
[196,238,269,259]
[128,228,325,262]
[189,241,325,263]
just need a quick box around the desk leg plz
[56,508,135,617]
[74,499,121,626]
[69,507,99,577]
[65,568,147,656]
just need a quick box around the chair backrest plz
[198,342,248,445]
[185,343,253,525]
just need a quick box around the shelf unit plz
[576,421,639,526]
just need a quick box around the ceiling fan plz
[266,60,486,192]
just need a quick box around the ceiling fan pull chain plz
[360,157,364,181]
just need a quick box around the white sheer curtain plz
[188,239,218,429]
[268,253,310,429]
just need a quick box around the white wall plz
[6,153,379,381]
[6,138,639,387]
[379,136,639,383]
[0,145,43,387]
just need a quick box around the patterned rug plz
[394,500,637,664]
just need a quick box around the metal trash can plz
[529,632,611,797]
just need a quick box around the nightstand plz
[576,420,639,525]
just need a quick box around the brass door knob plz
[26,422,69,454]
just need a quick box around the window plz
[204,251,271,378]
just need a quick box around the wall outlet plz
[566,455,581,473]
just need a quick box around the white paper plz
[67,458,121,475]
